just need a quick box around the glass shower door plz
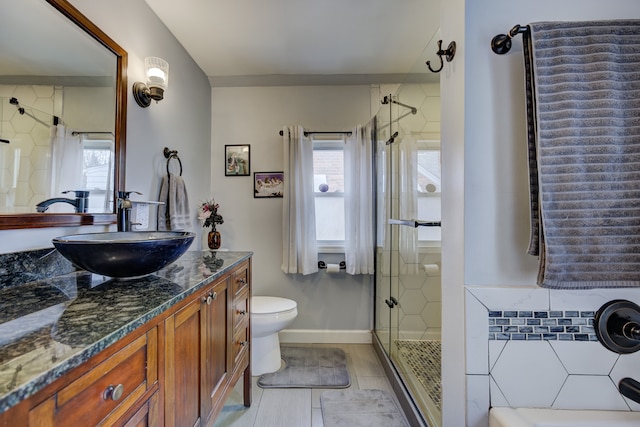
[388,87,443,427]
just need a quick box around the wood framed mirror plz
[0,0,126,230]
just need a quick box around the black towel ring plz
[163,147,183,176]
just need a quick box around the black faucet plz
[36,190,90,213]
[117,191,142,231]
[595,300,640,405]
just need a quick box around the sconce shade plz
[133,57,169,108]
[146,57,169,90]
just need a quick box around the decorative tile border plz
[488,310,596,341]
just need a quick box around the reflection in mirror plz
[0,0,127,229]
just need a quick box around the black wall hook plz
[426,40,456,73]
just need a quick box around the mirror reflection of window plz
[83,138,114,212]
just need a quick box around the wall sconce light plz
[133,57,169,108]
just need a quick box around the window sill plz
[317,243,345,254]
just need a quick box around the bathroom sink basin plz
[52,231,195,278]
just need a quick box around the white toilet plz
[251,296,298,376]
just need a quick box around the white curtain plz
[398,135,419,266]
[49,124,83,211]
[282,125,318,275]
[344,124,375,275]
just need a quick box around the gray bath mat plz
[257,346,350,388]
[321,389,409,427]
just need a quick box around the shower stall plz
[372,45,442,426]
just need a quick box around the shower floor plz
[394,340,441,427]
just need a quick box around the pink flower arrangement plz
[198,199,224,230]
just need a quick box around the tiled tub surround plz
[465,286,640,427]
[0,249,252,413]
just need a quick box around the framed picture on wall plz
[254,172,284,198]
[225,144,250,176]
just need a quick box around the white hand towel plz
[158,173,191,231]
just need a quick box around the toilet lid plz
[252,296,297,314]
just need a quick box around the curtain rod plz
[279,130,352,137]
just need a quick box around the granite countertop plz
[0,250,252,413]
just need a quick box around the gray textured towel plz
[524,20,640,289]
[157,173,191,231]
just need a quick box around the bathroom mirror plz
[0,0,126,230]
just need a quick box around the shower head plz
[0,138,9,144]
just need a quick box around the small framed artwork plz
[254,172,284,198]
[225,144,250,176]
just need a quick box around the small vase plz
[207,230,221,250]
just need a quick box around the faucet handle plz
[62,190,90,197]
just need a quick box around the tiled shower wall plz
[0,85,57,212]
[398,248,441,340]
[465,286,640,427]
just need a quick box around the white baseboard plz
[279,329,372,344]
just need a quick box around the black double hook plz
[426,40,457,73]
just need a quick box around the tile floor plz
[213,343,409,427]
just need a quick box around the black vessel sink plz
[53,231,195,278]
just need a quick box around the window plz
[312,138,441,250]
[416,140,441,244]
[313,139,345,250]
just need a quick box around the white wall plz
[440,0,466,425]
[461,1,640,425]
[211,85,375,334]
[0,0,212,253]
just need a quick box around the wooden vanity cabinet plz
[164,275,230,427]
[164,259,251,427]
[0,257,251,427]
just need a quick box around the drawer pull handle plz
[104,384,124,401]
[238,278,246,285]
[238,340,248,347]
[237,309,247,315]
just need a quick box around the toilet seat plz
[252,296,297,315]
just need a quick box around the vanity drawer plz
[29,328,157,427]
[232,326,249,366]
[233,291,249,330]
[231,262,250,296]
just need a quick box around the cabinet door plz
[203,278,230,421]
[120,391,159,427]
[165,294,205,427]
